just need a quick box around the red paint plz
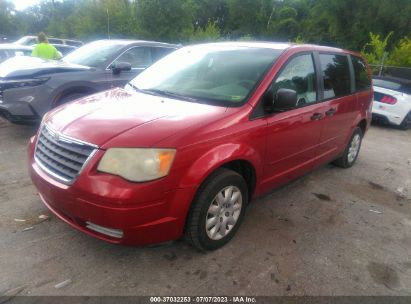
[28,43,372,245]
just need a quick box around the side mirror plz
[264,88,298,112]
[111,62,132,75]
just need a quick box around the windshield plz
[129,45,282,106]
[14,37,36,46]
[373,78,411,95]
[63,41,123,68]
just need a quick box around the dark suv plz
[0,39,178,123]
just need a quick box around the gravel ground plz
[0,117,410,296]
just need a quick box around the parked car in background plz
[0,39,178,123]
[0,44,32,63]
[14,36,83,47]
[372,76,411,130]
[53,44,77,56]
[28,42,372,251]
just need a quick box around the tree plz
[135,0,195,42]
[362,32,393,65]
[387,38,411,67]
[191,20,221,43]
[226,0,268,38]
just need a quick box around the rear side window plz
[48,38,64,45]
[319,54,351,99]
[352,56,371,91]
[151,47,175,62]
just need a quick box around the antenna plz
[107,8,110,39]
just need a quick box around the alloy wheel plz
[205,185,243,240]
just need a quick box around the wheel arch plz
[51,83,98,106]
[178,143,263,202]
[357,118,367,135]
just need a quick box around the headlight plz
[97,148,176,182]
[0,77,49,90]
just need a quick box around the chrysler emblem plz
[54,132,60,141]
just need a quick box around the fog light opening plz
[86,222,123,239]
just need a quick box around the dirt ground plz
[0,117,410,296]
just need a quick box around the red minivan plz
[28,42,373,251]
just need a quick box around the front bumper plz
[0,84,52,123]
[0,104,39,123]
[28,137,196,246]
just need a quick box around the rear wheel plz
[333,127,363,168]
[185,168,248,251]
[399,111,411,130]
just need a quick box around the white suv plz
[372,76,411,130]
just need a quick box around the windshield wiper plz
[127,84,199,102]
[127,83,144,92]
[141,88,199,102]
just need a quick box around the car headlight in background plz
[97,148,176,182]
[0,77,50,90]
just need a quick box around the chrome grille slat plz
[40,127,93,157]
[34,125,96,184]
[36,144,82,172]
[35,151,77,180]
[37,140,86,165]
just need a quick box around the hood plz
[0,56,90,78]
[44,88,229,148]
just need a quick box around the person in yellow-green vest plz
[31,32,62,60]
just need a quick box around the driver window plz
[271,54,317,107]
[114,47,152,69]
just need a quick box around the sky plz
[10,0,42,11]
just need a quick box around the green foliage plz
[136,0,194,42]
[361,32,393,65]
[292,35,306,44]
[238,34,256,41]
[278,7,297,19]
[191,21,221,43]
[387,38,411,67]
[0,0,16,36]
[0,0,410,67]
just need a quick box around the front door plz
[261,53,323,190]
[105,46,153,88]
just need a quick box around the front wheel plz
[185,168,248,251]
[333,127,363,168]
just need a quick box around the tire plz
[55,93,88,108]
[185,168,248,252]
[333,127,363,168]
[399,111,411,130]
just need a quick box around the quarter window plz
[271,53,317,107]
[351,56,371,91]
[319,54,351,99]
[114,47,152,69]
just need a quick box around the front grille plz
[34,125,97,183]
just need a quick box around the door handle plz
[311,113,323,120]
[325,108,337,116]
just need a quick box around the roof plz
[90,39,180,48]
[193,41,291,50]
[18,36,82,43]
[0,44,33,50]
[373,75,411,85]
[185,41,361,56]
